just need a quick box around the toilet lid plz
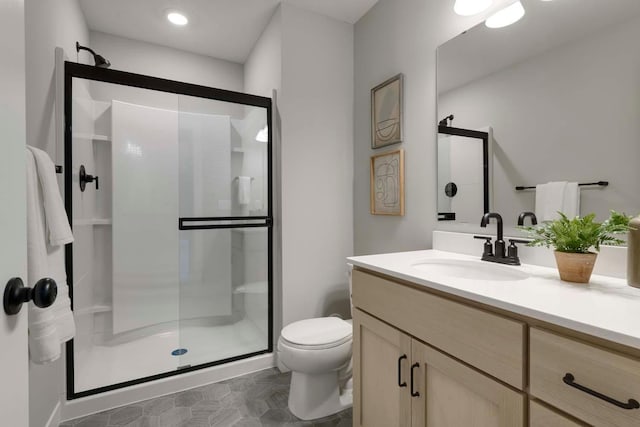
[281,317,352,348]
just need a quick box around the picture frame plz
[371,73,403,149]
[370,149,405,216]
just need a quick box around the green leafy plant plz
[521,211,633,253]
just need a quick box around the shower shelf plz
[233,281,268,295]
[72,132,111,143]
[74,304,112,317]
[73,218,112,226]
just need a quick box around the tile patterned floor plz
[59,368,352,427]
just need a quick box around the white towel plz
[562,182,580,219]
[238,176,251,205]
[27,146,73,246]
[535,182,567,221]
[535,181,581,221]
[26,147,75,364]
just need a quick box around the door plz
[176,94,273,368]
[353,308,412,427]
[0,0,29,425]
[411,339,525,427]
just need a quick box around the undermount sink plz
[411,259,529,282]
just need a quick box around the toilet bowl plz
[277,317,353,420]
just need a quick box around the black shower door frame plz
[64,61,273,399]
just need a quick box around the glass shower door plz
[176,95,272,369]
[66,62,273,398]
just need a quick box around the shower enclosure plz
[64,62,272,398]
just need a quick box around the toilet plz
[277,265,354,420]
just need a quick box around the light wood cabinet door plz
[353,308,412,427]
[530,401,586,427]
[411,340,525,427]
[352,270,526,389]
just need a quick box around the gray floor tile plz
[174,390,204,407]
[210,408,243,427]
[144,397,175,416]
[60,368,352,427]
[109,406,144,426]
[158,406,191,427]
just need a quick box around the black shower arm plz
[76,41,97,57]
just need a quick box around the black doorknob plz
[3,277,57,315]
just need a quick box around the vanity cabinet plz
[353,308,411,427]
[530,328,640,427]
[529,401,585,427]
[352,267,640,427]
[353,307,525,427]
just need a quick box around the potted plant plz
[521,211,632,283]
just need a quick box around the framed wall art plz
[371,73,403,149]
[370,149,405,216]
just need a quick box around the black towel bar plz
[515,181,608,191]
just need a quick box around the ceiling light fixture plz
[167,11,188,26]
[485,1,525,28]
[454,0,493,16]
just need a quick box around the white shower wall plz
[112,101,237,334]
[178,112,233,321]
[112,101,180,333]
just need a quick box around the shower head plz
[76,41,111,68]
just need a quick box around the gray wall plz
[245,4,355,327]
[25,1,89,425]
[90,31,244,91]
[353,0,514,255]
[244,7,283,345]
[244,8,282,99]
[279,4,354,325]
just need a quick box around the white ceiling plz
[79,0,378,64]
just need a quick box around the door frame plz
[64,61,274,399]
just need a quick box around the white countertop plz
[348,250,640,350]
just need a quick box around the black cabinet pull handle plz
[397,355,407,387]
[410,363,420,397]
[563,373,640,410]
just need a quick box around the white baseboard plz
[44,401,61,427]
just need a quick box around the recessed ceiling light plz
[485,1,525,28]
[167,11,188,26]
[454,0,493,16]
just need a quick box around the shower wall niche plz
[66,63,272,398]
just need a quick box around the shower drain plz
[171,348,188,356]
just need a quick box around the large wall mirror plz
[436,0,640,231]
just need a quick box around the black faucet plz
[476,212,526,266]
[481,212,505,258]
[517,212,538,226]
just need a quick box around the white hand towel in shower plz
[238,176,252,205]
[26,146,75,364]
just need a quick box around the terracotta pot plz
[554,251,598,284]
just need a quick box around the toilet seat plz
[281,317,352,350]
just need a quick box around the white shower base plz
[74,319,266,393]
